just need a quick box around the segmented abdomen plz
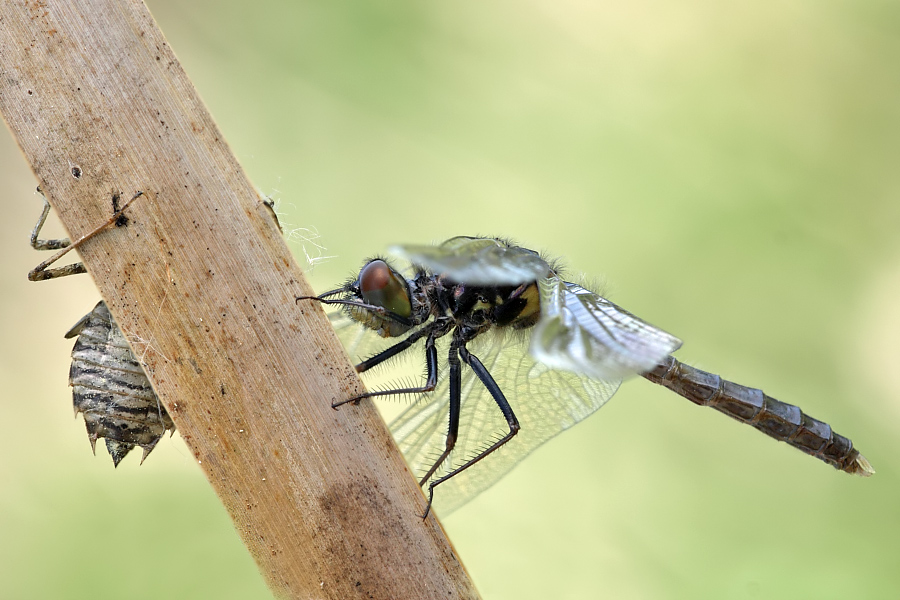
[67,301,174,466]
[642,356,873,476]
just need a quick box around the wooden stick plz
[0,2,479,598]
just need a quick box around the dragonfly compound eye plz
[359,260,412,318]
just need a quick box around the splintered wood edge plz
[0,1,478,599]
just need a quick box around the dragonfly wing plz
[390,328,620,516]
[389,236,551,285]
[530,277,683,381]
[327,309,388,361]
[327,308,435,365]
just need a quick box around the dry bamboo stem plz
[0,1,479,598]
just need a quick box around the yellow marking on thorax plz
[510,282,541,328]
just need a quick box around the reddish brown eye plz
[358,260,412,318]
[359,260,390,294]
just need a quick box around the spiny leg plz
[421,342,521,519]
[354,323,434,374]
[28,189,143,282]
[332,324,440,408]
[416,339,462,490]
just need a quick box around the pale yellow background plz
[2,1,898,598]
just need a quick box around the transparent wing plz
[327,309,387,361]
[530,277,683,381]
[326,309,429,369]
[390,327,620,516]
[328,275,678,516]
[389,236,550,285]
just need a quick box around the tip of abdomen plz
[849,453,875,477]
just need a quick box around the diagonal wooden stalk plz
[0,1,479,598]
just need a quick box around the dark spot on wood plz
[71,166,81,178]
[314,476,418,594]
[111,193,130,226]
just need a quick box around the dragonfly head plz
[297,259,419,338]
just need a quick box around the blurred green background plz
[3,1,899,598]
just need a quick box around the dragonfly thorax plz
[340,255,547,344]
[431,279,544,335]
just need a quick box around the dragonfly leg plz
[332,326,440,408]
[354,323,434,374]
[28,189,143,282]
[416,341,462,490]
[421,341,521,519]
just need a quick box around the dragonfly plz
[299,236,873,517]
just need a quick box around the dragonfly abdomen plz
[643,356,873,476]
[68,301,174,466]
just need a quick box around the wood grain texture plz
[0,1,478,598]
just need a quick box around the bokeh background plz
[2,1,899,598]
